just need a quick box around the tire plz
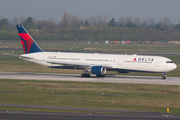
[81,74,90,77]
[85,74,90,77]
[81,74,84,77]
[161,76,166,80]
[96,74,105,77]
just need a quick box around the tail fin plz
[16,25,43,54]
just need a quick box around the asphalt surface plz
[0,103,159,113]
[0,72,180,85]
[0,109,179,120]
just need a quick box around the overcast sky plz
[0,0,180,23]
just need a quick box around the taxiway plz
[1,110,179,120]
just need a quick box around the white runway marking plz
[0,72,180,85]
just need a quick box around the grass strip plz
[0,79,180,114]
[0,107,133,114]
[1,42,180,53]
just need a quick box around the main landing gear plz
[96,74,105,77]
[81,73,90,77]
[162,72,166,80]
[81,74,106,77]
[81,68,91,77]
[81,68,106,77]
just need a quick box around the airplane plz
[16,25,177,80]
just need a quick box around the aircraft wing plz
[36,60,112,68]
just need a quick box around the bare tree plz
[19,16,26,24]
[127,17,133,22]
[104,15,108,23]
[67,14,71,25]
[32,17,38,26]
[37,19,57,29]
[49,18,55,23]
[87,17,97,25]
[96,15,103,22]
[118,17,127,26]
[133,17,141,26]
[0,16,3,21]
[96,14,107,26]
[162,17,171,26]
[60,11,68,28]
[12,17,19,25]
[70,15,79,27]
[142,19,148,24]
[148,18,156,25]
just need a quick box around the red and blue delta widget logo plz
[133,58,154,62]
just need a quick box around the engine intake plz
[91,66,106,75]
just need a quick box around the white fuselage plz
[20,52,177,73]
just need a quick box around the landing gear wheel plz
[162,76,166,80]
[96,74,105,77]
[161,72,166,80]
[81,74,90,77]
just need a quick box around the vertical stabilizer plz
[16,25,43,54]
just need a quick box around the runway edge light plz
[167,108,169,113]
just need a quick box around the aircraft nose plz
[170,63,177,71]
[166,63,177,72]
[173,63,177,70]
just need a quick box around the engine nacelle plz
[91,66,106,75]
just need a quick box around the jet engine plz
[91,66,106,75]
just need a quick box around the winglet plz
[16,25,43,54]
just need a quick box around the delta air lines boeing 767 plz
[16,25,177,79]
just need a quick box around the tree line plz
[0,11,180,41]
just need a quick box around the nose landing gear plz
[162,72,166,80]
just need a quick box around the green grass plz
[0,107,133,114]
[1,42,180,52]
[0,79,180,114]
[0,107,86,113]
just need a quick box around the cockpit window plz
[166,61,173,63]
